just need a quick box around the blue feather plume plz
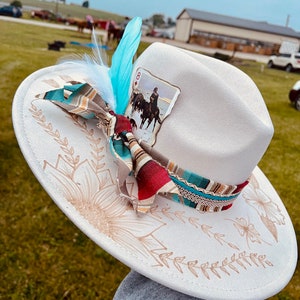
[109,17,142,114]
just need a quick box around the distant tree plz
[167,17,176,26]
[82,0,89,8]
[10,0,22,7]
[151,14,165,27]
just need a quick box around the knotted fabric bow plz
[37,82,179,213]
[35,16,248,213]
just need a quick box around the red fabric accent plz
[137,160,171,200]
[115,114,132,134]
[233,180,249,193]
[109,111,132,135]
[221,203,233,211]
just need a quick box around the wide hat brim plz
[12,64,297,300]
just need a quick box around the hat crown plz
[131,43,274,185]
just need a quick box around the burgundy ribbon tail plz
[135,160,178,213]
[114,114,179,213]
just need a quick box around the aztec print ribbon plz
[37,82,249,213]
[140,142,249,212]
[37,82,179,213]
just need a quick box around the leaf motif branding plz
[29,86,276,282]
[243,175,285,242]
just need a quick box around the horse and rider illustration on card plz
[125,68,180,145]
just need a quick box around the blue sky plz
[68,0,300,32]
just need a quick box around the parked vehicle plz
[0,5,22,18]
[31,9,55,20]
[288,81,300,110]
[31,9,69,24]
[146,27,175,39]
[267,52,300,72]
[94,19,110,30]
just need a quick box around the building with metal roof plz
[175,8,300,55]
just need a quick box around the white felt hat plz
[12,23,297,299]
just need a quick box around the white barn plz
[175,9,300,55]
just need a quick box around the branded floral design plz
[28,78,278,281]
[243,175,285,242]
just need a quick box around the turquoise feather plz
[109,17,142,114]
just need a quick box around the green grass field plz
[0,17,299,299]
